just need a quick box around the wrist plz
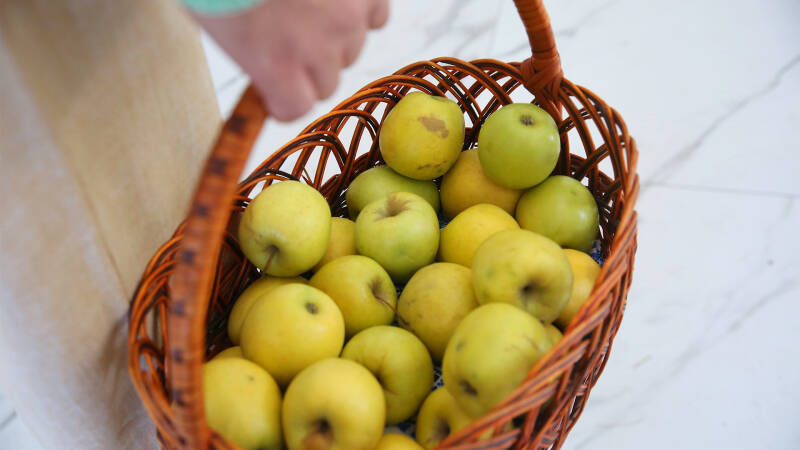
[180,0,265,16]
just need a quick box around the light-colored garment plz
[0,0,221,448]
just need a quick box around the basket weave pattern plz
[128,2,639,448]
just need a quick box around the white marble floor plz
[2,0,798,448]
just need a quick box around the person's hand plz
[194,0,389,121]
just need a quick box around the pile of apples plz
[202,92,603,450]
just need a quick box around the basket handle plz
[168,85,266,448]
[513,0,563,116]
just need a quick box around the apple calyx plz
[302,418,334,450]
[519,281,539,305]
[459,379,479,396]
[304,302,318,315]
[519,114,535,126]
[433,418,451,442]
[262,244,280,272]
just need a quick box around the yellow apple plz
[544,323,563,347]
[439,149,522,218]
[282,358,385,450]
[477,103,560,189]
[415,387,473,449]
[375,433,423,450]
[345,165,440,219]
[213,346,243,360]
[203,358,282,450]
[438,203,519,268]
[379,91,465,180]
[238,180,331,276]
[240,284,344,387]
[471,229,573,323]
[312,217,356,271]
[341,326,433,424]
[515,175,600,253]
[355,192,440,283]
[442,303,552,418]
[555,249,602,329]
[227,275,308,345]
[397,263,478,362]
[309,255,396,338]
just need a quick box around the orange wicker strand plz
[127,1,639,448]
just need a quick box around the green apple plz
[555,249,602,329]
[227,275,308,345]
[397,263,478,362]
[238,180,331,276]
[472,229,573,323]
[345,165,440,219]
[438,203,519,268]
[203,358,282,450]
[282,358,385,450]
[477,103,560,189]
[355,192,439,283]
[442,303,552,418]
[240,284,344,387]
[440,149,522,218]
[544,323,563,347]
[342,326,433,424]
[379,91,465,180]
[415,387,474,449]
[213,346,243,360]
[313,217,357,271]
[375,433,423,450]
[309,255,397,337]
[515,175,599,252]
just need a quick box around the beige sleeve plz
[0,0,221,448]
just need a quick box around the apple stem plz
[372,291,409,326]
[262,245,278,273]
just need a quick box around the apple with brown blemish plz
[309,255,398,338]
[379,91,465,180]
[355,192,440,283]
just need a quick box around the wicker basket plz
[127,0,639,448]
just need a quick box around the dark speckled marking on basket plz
[179,249,195,264]
[227,114,248,134]
[193,203,211,218]
[172,389,187,407]
[208,157,228,176]
[171,301,186,315]
[171,349,184,363]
